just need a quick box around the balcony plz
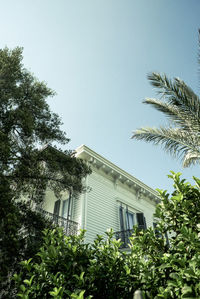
[114,226,145,249]
[36,208,78,236]
[114,229,134,248]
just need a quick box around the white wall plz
[41,153,157,244]
[83,166,157,244]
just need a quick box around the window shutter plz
[119,205,124,232]
[136,213,146,230]
[53,199,61,216]
[126,206,130,229]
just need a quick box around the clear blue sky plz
[1,0,200,192]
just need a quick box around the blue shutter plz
[119,205,124,232]
[53,200,60,216]
[126,206,130,229]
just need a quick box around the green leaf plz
[19,284,26,292]
[181,285,193,297]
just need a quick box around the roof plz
[76,144,160,203]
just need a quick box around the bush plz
[14,172,200,298]
[13,229,132,298]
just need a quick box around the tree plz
[128,172,200,297]
[0,47,91,297]
[132,33,200,167]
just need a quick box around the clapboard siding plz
[42,169,157,244]
[84,171,118,243]
[83,167,157,244]
[42,145,158,245]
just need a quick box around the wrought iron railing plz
[114,226,146,248]
[114,229,134,248]
[36,207,78,236]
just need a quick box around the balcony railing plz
[114,226,146,249]
[36,207,78,236]
[114,229,134,248]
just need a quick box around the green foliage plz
[14,229,93,298]
[0,47,91,297]
[15,173,200,298]
[132,32,200,168]
[132,71,200,167]
[128,171,200,298]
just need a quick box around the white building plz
[42,145,159,248]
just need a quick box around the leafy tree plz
[15,173,200,298]
[132,33,200,167]
[128,172,200,297]
[0,47,91,297]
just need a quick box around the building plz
[42,145,160,248]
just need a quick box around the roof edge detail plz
[76,144,160,202]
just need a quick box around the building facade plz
[42,145,160,247]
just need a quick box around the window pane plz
[62,200,68,218]
[126,212,134,229]
[128,213,134,228]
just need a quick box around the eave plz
[76,144,160,204]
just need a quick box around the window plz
[62,199,68,218]
[136,213,147,230]
[117,204,147,248]
[118,204,146,231]
[53,199,69,219]
[126,211,135,230]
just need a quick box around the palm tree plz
[132,72,200,167]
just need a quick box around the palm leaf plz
[133,57,200,167]
[132,126,200,167]
[183,150,200,167]
[144,98,200,132]
[148,73,200,115]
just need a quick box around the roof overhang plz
[76,145,160,204]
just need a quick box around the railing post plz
[133,290,143,299]
[35,207,78,236]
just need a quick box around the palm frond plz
[183,150,200,167]
[147,72,182,103]
[148,72,200,117]
[173,78,200,114]
[132,126,200,166]
[144,98,200,133]
[133,33,200,168]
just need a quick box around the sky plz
[1,0,200,193]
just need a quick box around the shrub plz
[14,172,200,298]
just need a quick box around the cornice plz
[76,145,160,204]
